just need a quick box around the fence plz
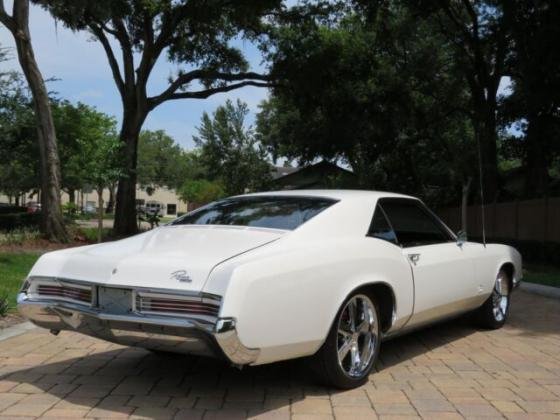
[437,197,560,243]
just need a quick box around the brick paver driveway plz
[0,290,559,419]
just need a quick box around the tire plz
[474,268,511,329]
[312,292,381,389]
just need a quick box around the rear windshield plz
[171,196,337,230]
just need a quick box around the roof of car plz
[242,189,416,201]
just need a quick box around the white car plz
[18,190,522,388]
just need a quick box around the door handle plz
[408,253,420,264]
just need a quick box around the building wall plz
[0,186,189,215]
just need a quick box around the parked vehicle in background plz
[25,202,41,213]
[17,190,522,389]
[82,202,96,215]
[144,200,165,216]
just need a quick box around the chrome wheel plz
[337,294,378,378]
[492,271,510,322]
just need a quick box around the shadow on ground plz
[0,290,558,417]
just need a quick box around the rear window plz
[171,196,337,230]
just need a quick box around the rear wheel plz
[313,293,380,389]
[475,269,511,329]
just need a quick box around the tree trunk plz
[2,0,68,242]
[113,112,145,236]
[68,189,75,204]
[106,183,116,213]
[97,186,104,243]
[525,114,549,197]
[461,177,472,234]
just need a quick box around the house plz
[271,161,358,190]
[62,186,189,216]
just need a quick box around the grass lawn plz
[0,252,40,311]
[523,264,560,288]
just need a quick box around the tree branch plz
[89,23,125,99]
[151,70,270,107]
[148,80,272,109]
[0,0,16,33]
[111,17,135,87]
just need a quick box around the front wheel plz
[475,269,511,329]
[312,293,380,389]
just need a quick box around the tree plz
[258,4,476,209]
[0,65,38,204]
[501,0,560,197]
[194,99,272,196]
[178,179,225,205]
[35,0,284,235]
[414,0,511,201]
[137,130,189,192]
[0,0,68,241]
[73,117,122,242]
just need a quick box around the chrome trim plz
[17,280,260,365]
[214,317,260,365]
[26,276,222,301]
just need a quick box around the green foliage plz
[137,130,191,191]
[0,213,41,232]
[194,99,272,196]
[0,294,8,317]
[0,70,38,199]
[0,252,39,310]
[178,179,225,204]
[258,6,474,206]
[0,228,41,246]
[0,206,26,215]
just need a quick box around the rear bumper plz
[17,292,260,365]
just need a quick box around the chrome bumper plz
[17,292,259,365]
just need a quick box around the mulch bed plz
[0,238,87,254]
[0,313,26,330]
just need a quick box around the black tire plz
[474,268,511,329]
[312,292,381,389]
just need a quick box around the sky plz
[0,2,271,149]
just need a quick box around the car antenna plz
[476,126,487,247]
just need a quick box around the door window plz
[367,205,398,245]
[380,199,453,247]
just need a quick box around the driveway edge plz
[520,282,560,299]
[0,321,36,342]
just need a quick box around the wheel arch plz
[332,281,397,336]
[499,261,515,290]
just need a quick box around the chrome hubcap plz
[492,272,509,322]
[337,294,378,378]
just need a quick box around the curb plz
[520,282,560,299]
[0,321,36,342]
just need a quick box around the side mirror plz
[457,230,467,246]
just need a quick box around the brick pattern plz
[0,290,558,419]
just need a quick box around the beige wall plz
[1,186,189,215]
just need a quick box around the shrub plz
[0,205,26,215]
[0,294,9,317]
[0,212,41,232]
[0,228,41,246]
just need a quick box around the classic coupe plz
[18,190,522,388]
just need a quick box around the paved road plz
[0,290,559,419]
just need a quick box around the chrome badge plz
[171,270,192,283]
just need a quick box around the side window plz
[367,205,398,245]
[381,199,452,247]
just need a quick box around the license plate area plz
[97,287,133,314]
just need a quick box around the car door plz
[379,198,479,328]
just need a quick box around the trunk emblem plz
[171,270,192,283]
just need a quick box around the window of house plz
[380,199,453,247]
[167,204,177,215]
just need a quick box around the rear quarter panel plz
[205,236,414,364]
